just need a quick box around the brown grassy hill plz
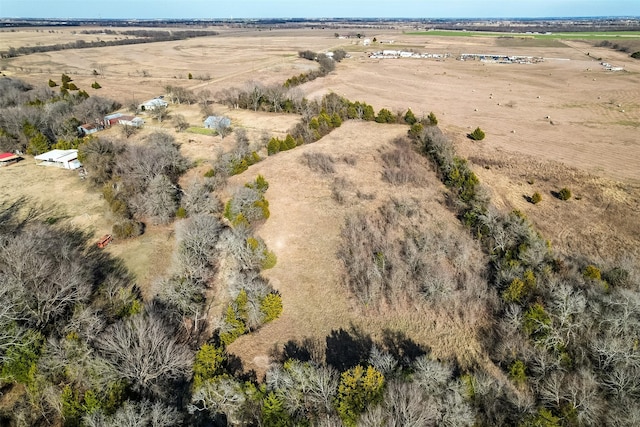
[225,121,493,377]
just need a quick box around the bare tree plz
[120,123,139,139]
[181,180,221,215]
[142,174,179,224]
[245,81,264,111]
[189,377,247,424]
[265,85,285,112]
[0,276,28,363]
[0,223,93,329]
[96,309,193,395]
[84,400,183,427]
[173,114,189,132]
[149,104,169,123]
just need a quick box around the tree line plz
[0,30,218,58]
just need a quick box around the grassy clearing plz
[407,30,640,40]
[186,127,217,136]
[495,37,567,48]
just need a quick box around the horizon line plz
[2,16,640,21]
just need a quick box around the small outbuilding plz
[34,149,82,170]
[204,115,231,129]
[0,152,20,167]
[104,112,125,127]
[118,116,145,127]
[77,123,102,136]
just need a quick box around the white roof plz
[141,98,168,107]
[34,149,78,162]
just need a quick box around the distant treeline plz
[0,29,218,58]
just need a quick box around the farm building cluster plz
[368,50,544,64]
[459,53,544,63]
[601,61,624,71]
[369,50,450,60]
[76,97,168,136]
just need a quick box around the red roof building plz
[0,152,20,166]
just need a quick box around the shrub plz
[204,168,215,178]
[112,220,144,239]
[260,293,283,322]
[427,111,438,125]
[531,192,542,204]
[91,81,101,89]
[602,267,630,288]
[509,359,527,386]
[583,264,602,281]
[302,151,335,174]
[375,108,396,124]
[404,108,417,125]
[219,305,246,346]
[523,303,551,342]
[502,278,528,303]
[631,51,640,59]
[267,137,282,155]
[408,122,424,139]
[558,187,572,201]
[336,365,385,427]
[468,127,485,141]
[192,343,225,388]
[175,206,187,219]
[0,331,43,385]
[261,250,277,270]
[48,79,57,87]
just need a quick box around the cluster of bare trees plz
[405,121,640,425]
[0,77,120,153]
[216,80,305,114]
[208,129,263,184]
[337,194,488,309]
[79,132,190,232]
[0,200,198,425]
[187,333,475,426]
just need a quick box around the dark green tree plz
[468,127,485,141]
[404,108,417,125]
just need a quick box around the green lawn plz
[406,30,640,40]
[186,127,217,136]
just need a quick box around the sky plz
[1,0,639,20]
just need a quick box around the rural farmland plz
[1,18,640,426]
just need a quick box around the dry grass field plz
[2,27,639,377]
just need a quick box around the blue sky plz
[1,1,638,19]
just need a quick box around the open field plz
[406,30,640,39]
[2,27,640,378]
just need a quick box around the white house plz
[139,98,168,111]
[34,149,82,170]
[118,116,145,127]
[204,115,231,129]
